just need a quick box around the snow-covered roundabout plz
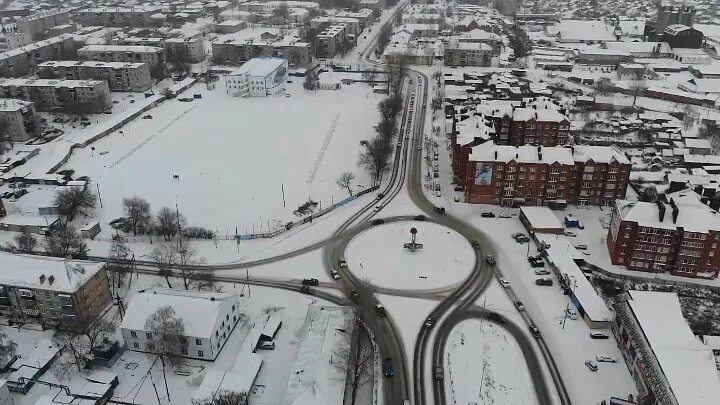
[344,220,475,290]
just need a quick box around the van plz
[258,341,275,350]
[589,331,609,339]
[375,304,387,317]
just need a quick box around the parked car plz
[414,215,426,221]
[589,332,609,339]
[485,255,496,265]
[574,244,588,250]
[471,241,480,249]
[330,269,340,280]
[142,114,153,119]
[454,186,464,192]
[383,358,395,377]
[564,231,577,237]
[258,341,275,350]
[529,259,545,268]
[13,189,28,198]
[514,301,525,311]
[434,365,444,380]
[585,360,598,371]
[350,290,360,302]
[424,317,435,328]
[499,278,510,288]
[534,269,550,275]
[596,354,616,363]
[372,218,385,225]
[433,206,445,214]
[535,278,553,286]
[375,304,387,317]
[0,191,12,198]
[529,324,541,338]
[511,232,525,239]
[566,308,578,320]
[498,212,511,218]
[515,236,530,243]
[481,212,495,218]
[302,278,319,286]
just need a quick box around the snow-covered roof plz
[0,253,105,293]
[512,107,568,123]
[228,57,286,77]
[469,142,574,165]
[627,291,720,405]
[557,19,616,42]
[455,115,494,145]
[192,354,262,402]
[617,20,646,36]
[38,60,146,70]
[572,145,630,164]
[0,99,32,112]
[78,44,163,53]
[520,206,563,231]
[0,78,105,89]
[604,41,670,54]
[615,200,720,233]
[121,288,240,339]
[685,138,712,149]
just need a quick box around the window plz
[198,350,204,357]
[181,347,188,355]
[131,331,137,338]
[133,342,139,349]
[196,338,202,345]
[145,332,152,339]
[147,343,155,351]
[179,336,186,344]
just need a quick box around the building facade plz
[37,61,152,92]
[656,4,695,34]
[443,42,493,66]
[78,45,166,69]
[315,24,349,59]
[121,288,242,361]
[0,99,39,141]
[0,35,75,77]
[76,7,163,27]
[17,9,70,40]
[225,57,288,97]
[0,253,112,330]
[115,36,206,63]
[463,142,630,207]
[607,199,720,278]
[211,35,311,67]
[0,78,112,113]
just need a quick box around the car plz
[529,324,541,338]
[339,259,347,267]
[471,241,480,249]
[0,191,13,199]
[499,278,510,288]
[13,189,28,198]
[285,93,291,97]
[534,269,551,275]
[330,269,340,280]
[383,358,395,377]
[528,253,543,261]
[487,312,506,324]
[596,354,616,363]
[585,360,598,372]
[582,251,591,256]
[434,365,444,380]
[178,97,194,102]
[564,231,577,237]
[529,259,545,268]
[481,212,495,218]
[435,190,441,197]
[299,285,313,294]
[514,235,530,243]
[258,341,275,350]
[372,218,385,225]
[302,278,319,286]
[498,212,511,218]
[416,145,421,151]
[397,142,402,147]
[514,301,525,311]
[433,206,445,214]
[142,114,153,119]
[424,317,435,328]
[413,215,427,221]
[485,255,496,265]
[405,135,410,139]
[574,244,588,250]
[377,193,385,199]
[511,232,525,239]
[454,186,464,192]
[350,290,360,302]
[589,332,609,339]
[535,278,553,286]
[375,304,387,317]
[373,205,382,212]
[566,308,578,320]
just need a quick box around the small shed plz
[520,206,563,235]
[80,222,101,239]
[260,314,282,341]
[563,214,581,228]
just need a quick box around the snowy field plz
[345,221,475,290]
[444,319,537,405]
[57,78,383,234]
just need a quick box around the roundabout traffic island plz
[344,221,475,291]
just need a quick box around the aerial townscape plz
[2,0,720,403]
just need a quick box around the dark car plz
[383,358,395,377]
[414,215,427,221]
[302,278,319,286]
[376,193,384,199]
[487,312,506,324]
[471,241,480,249]
[350,290,360,302]
[481,212,496,218]
[528,254,543,261]
[485,255,496,265]
[0,191,13,199]
[299,285,313,294]
[142,114,153,119]
[535,278,553,286]
[424,317,435,328]
[454,186,464,192]
[13,189,28,198]
[433,206,446,214]
[514,301,525,311]
[529,259,545,268]
[372,218,385,226]
[529,324,541,338]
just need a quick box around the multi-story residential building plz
[76,7,163,27]
[78,45,165,70]
[0,253,112,330]
[359,0,385,11]
[612,291,720,404]
[315,24,349,59]
[607,196,720,278]
[0,99,39,141]
[310,17,361,37]
[211,34,311,67]
[17,9,70,41]
[115,36,206,63]
[509,108,570,146]
[238,1,320,12]
[0,35,75,77]
[444,41,493,66]
[335,9,375,29]
[37,61,152,92]
[121,288,242,361]
[462,142,630,206]
[0,78,112,114]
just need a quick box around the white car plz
[373,206,382,212]
[585,360,598,372]
[416,145,421,151]
[535,269,550,275]
[564,231,577,237]
[566,308,578,320]
[499,278,510,288]
[595,354,616,363]
[330,269,340,280]
[498,212,511,218]
[574,244,588,250]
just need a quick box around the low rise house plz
[121,288,242,361]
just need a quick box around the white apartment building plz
[76,7,163,27]
[0,35,75,77]
[121,288,242,361]
[78,45,165,69]
[0,78,112,113]
[0,99,39,141]
[37,61,152,92]
[225,57,288,97]
[115,36,205,63]
[17,9,70,39]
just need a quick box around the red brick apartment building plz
[607,199,720,278]
[475,105,570,146]
[462,142,630,207]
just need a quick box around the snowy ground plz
[444,319,537,405]
[54,78,383,235]
[345,221,475,290]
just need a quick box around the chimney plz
[39,274,46,284]
[48,275,54,285]
[658,202,666,222]
[494,150,498,160]
[516,153,519,159]
[672,206,679,223]
[538,152,542,160]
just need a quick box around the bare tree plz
[176,245,210,290]
[0,331,16,366]
[145,306,186,366]
[336,172,355,196]
[683,105,700,129]
[44,225,88,258]
[629,78,646,106]
[359,137,392,185]
[54,187,97,221]
[155,207,185,242]
[271,2,290,20]
[432,70,442,86]
[192,390,247,405]
[52,318,116,376]
[108,237,133,291]
[593,77,614,96]
[362,68,378,85]
[123,196,152,235]
[14,231,37,252]
[333,319,374,405]
[150,245,177,288]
